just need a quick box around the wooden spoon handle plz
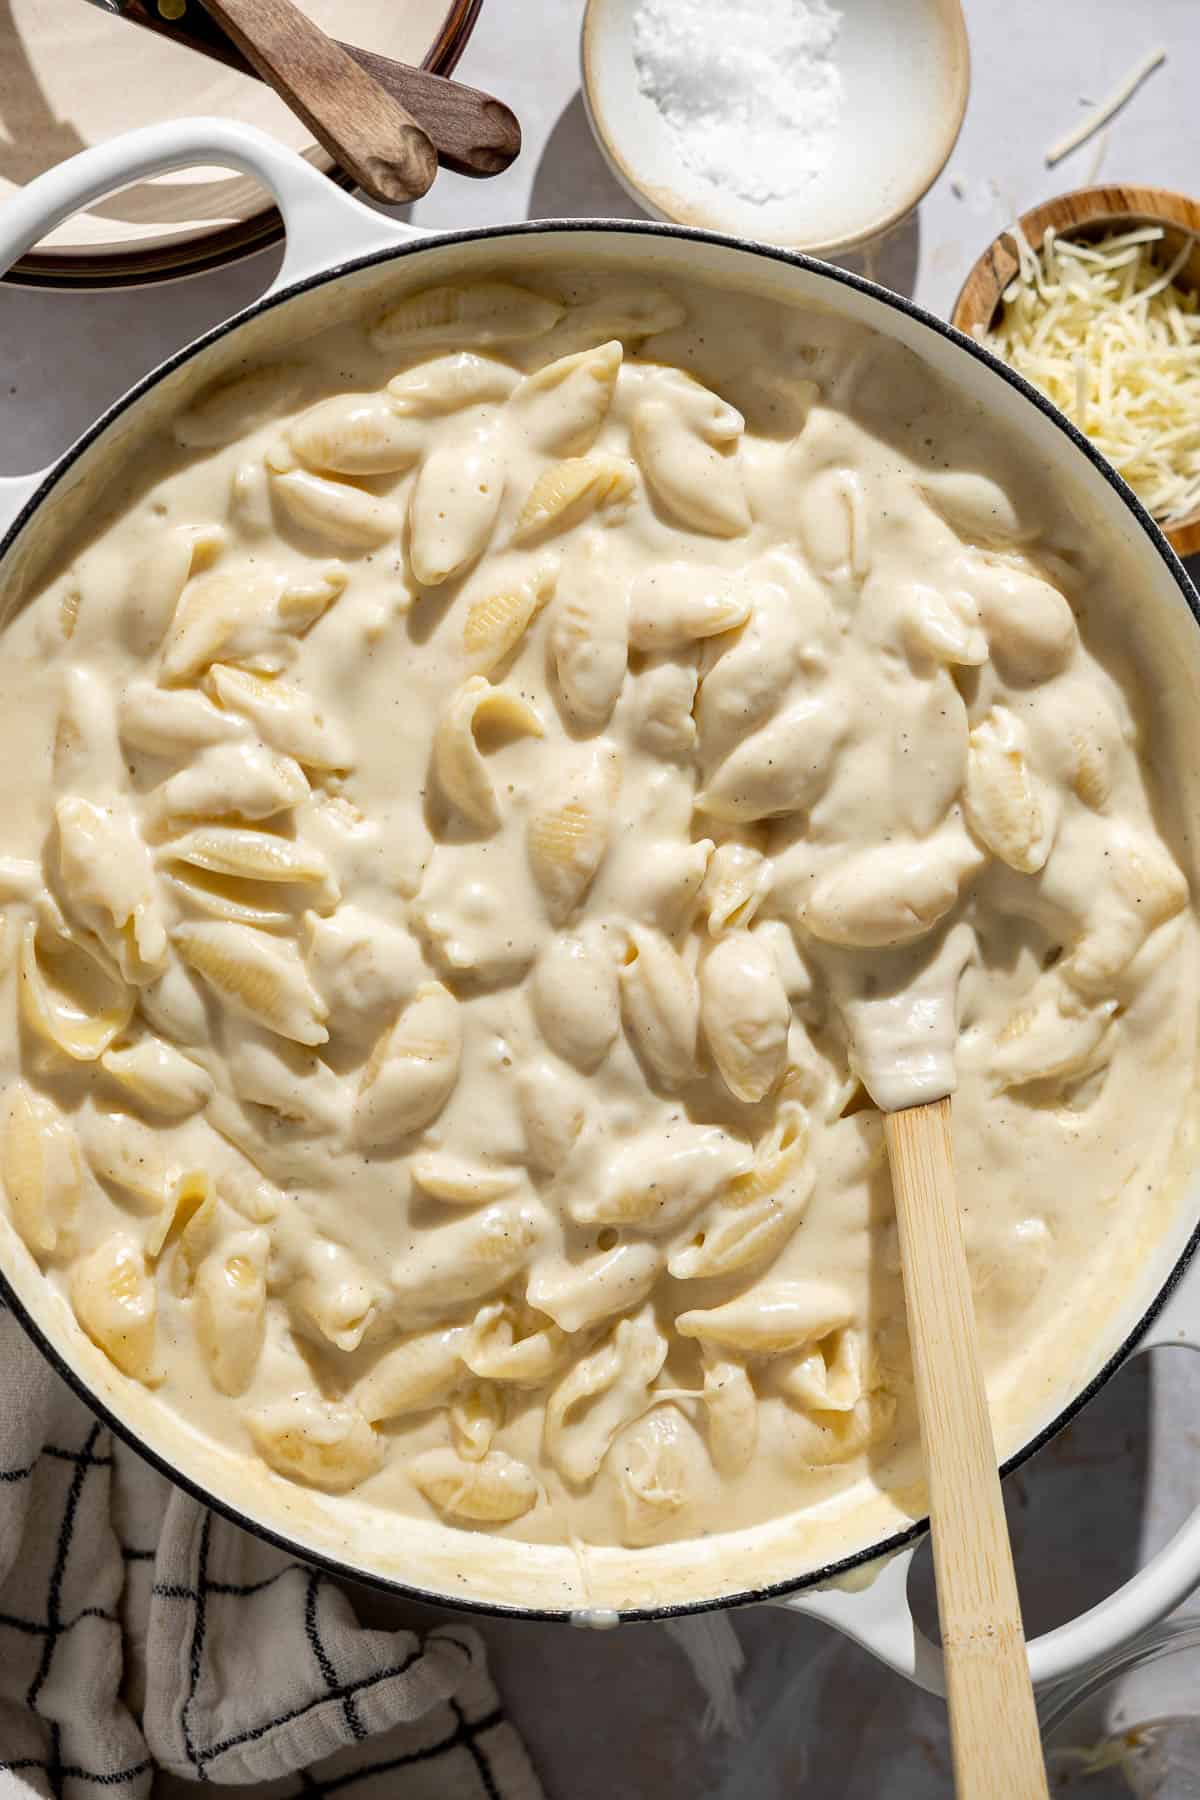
[94,0,520,177]
[199,0,438,204]
[885,1099,1049,1800]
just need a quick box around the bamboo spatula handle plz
[884,1099,1049,1800]
[199,0,438,203]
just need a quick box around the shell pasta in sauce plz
[0,267,1195,1553]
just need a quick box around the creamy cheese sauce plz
[0,268,1194,1552]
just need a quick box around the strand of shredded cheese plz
[983,226,1200,525]
[1045,47,1166,166]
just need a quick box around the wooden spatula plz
[199,0,438,203]
[885,1096,1049,1799]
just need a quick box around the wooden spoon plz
[84,0,521,180]
[198,0,438,204]
[885,1097,1049,1799]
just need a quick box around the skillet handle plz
[778,1252,1200,1696]
[0,117,415,534]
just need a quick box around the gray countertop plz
[2,2,1199,1793]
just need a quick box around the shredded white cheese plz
[983,225,1200,526]
[1045,47,1166,166]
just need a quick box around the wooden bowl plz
[952,185,1200,558]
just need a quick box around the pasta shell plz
[699,932,789,1104]
[409,1447,538,1524]
[230,1033,348,1134]
[173,920,329,1045]
[118,682,250,759]
[287,393,424,475]
[292,1238,381,1353]
[356,1325,469,1422]
[577,1125,751,1233]
[370,281,563,351]
[159,564,346,683]
[526,1241,661,1334]
[2,1083,82,1259]
[696,694,845,823]
[802,828,985,950]
[450,1380,504,1462]
[70,1233,157,1381]
[965,561,1077,683]
[432,676,545,833]
[632,396,749,538]
[247,1396,382,1493]
[702,1357,758,1477]
[777,1328,864,1414]
[668,1189,805,1282]
[1064,825,1189,998]
[55,797,167,985]
[527,742,619,922]
[304,905,424,1029]
[164,870,294,933]
[270,469,403,551]
[529,929,621,1073]
[387,351,520,414]
[122,523,226,656]
[516,1059,588,1175]
[174,364,301,449]
[677,1282,851,1356]
[543,286,686,355]
[618,924,699,1090]
[464,1301,569,1386]
[101,1038,212,1119]
[462,568,553,674]
[795,468,869,579]
[356,981,462,1145]
[512,340,622,456]
[1068,727,1113,811]
[632,659,698,759]
[165,826,336,899]
[512,454,636,544]
[389,1202,539,1314]
[152,742,309,825]
[920,472,1032,546]
[139,956,211,1047]
[617,1405,702,1546]
[963,707,1052,874]
[216,1163,282,1225]
[784,1388,895,1467]
[725,1105,812,1208]
[19,919,135,1063]
[543,1307,667,1486]
[548,532,629,731]
[693,568,812,767]
[229,459,274,539]
[206,666,354,771]
[194,1231,268,1395]
[408,434,505,587]
[627,564,751,651]
[411,1153,523,1205]
[700,842,772,935]
[53,667,124,799]
[900,582,987,668]
[992,986,1118,1090]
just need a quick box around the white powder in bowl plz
[631,0,844,205]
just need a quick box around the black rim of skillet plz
[2,216,1198,1625]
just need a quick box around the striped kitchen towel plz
[0,1305,543,1800]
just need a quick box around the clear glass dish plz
[1040,1615,1200,1795]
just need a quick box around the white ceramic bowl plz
[581,0,970,252]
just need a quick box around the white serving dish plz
[0,119,1199,1697]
